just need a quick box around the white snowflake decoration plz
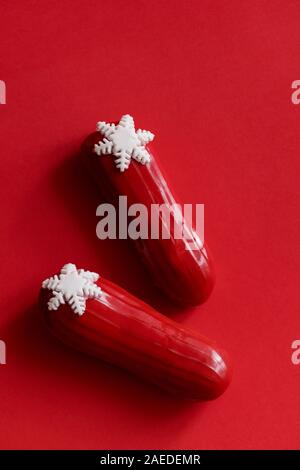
[94,114,155,172]
[42,263,102,316]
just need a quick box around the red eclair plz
[40,263,231,400]
[81,114,215,306]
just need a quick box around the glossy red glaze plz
[40,276,231,400]
[81,131,215,306]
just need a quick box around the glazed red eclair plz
[40,263,231,400]
[81,114,215,306]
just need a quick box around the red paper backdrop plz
[1,0,300,450]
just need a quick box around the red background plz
[1,0,300,450]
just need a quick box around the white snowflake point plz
[94,114,154,171]
[42,263,102,315]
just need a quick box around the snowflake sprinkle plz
[94,114,155,172]
[42,263,102,315]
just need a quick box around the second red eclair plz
[40,263,231,400]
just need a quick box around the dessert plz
[82,114,215,306]
[40,263,231,400]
